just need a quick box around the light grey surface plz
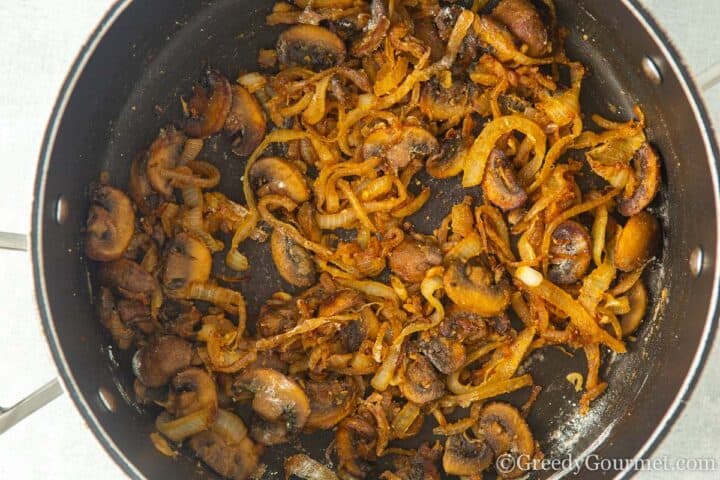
[0,0,718,478]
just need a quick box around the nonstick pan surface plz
[30,0,720,478]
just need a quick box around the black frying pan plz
[1,0,719,478]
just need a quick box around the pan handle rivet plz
[689,246,704,277]
[55,195,69,224]
[642,57,663,85]
[98,387,117,413]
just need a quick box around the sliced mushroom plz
[362,126,440,171]
[620,280,648,336]
[249,418,291,446]
[270,228,317,288]
[443,434,494,476]
[413,16,446,63]
[426,132,467,179]
[249,156,310,203]
[132,335,193,387]
[482,149,528,211]
[474,402,535,479]
[444,261,510,317]
[277,24,347,71]
[440,305,489,343]
[235,368,311,444]
[350,0,390,58]
[98,258,158,296]
[613,211,660,272]
[420,79,469,121]
[548,220,592,285]
[185,70,233,139]
[226,84,266,156]
[128,151,160,216]
[257,298,299,337]
[617,143,661,216]
[388,235,442,284]
[492,0,551,58]
[418,337,465,374]
[162,232,212,294]
[304,377,358,430]
[167,367,218,418]
[97,287,134,349]
[399,351,445,404]
[85,185,135,261]
[146,125,186,197]
[190,428,260,480]
[336,417,376,478]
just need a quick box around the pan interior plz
[35,0,718,478]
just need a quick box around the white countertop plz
[1,1,719,478]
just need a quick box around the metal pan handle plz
[0,232,63,434]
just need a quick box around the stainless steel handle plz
[0,231,63,434]
[698,63,720,92]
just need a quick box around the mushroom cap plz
[162,232,212,294]
[420,79,470,121]
[617,143,661,217]
[482,148,528,212]
[399,352,445,404]
[97,258,158,295]
[492,0,551,57]
[168,367,218,418]
[249,156,310,203]
[427,132,467,179]
[442,433,494,476]
[146,125,186,197]
[613,211,660,272]
[443,261,510,317]
[388,235,442,284]
[419,336,466,374]
[362,126,440,171]
[185,70,233,139]
[226,84,266,156]
[132,335,193,387]
[304,377,358,430]
[548,220,592,285]
[620,280,649,336]
[277,25,347,71]
[474,402,535,478]
[270,228,317,288]
[85,185,136,261]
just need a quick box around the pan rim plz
[28,1,720,479]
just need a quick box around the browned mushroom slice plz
[442,434,494,476]
[419,336,465,374]
[617,143,661,216]
[85,185,136,261]
[304,377,358,430]
[185,70,233,139]
[235,368,311,444]
[190,427,260,480]
[444,261,510,317]
[249,156,310,203]
[226,84,266,156]
[399,352,445,404]
[146,125,186,197]
[413,16,446,63]
[257,299,299,337]
[388,235,442,284]
[167,368,219,417]
[474,402,535,479]
[362,126,440,171]
[620,280,648,336]
[270,228,317,288]
[613,211,660,272]
[350,0,390,58]
[426,132,467,179]
[97,287,134,349]
[98,258,158,296]
[482,149,528,212]
[132,335,193,387]
[420,80,469,121]
[336,417,376,478]
[441,305,489,343]
[277,25,347,71]
[162,232,212,295]
[548,220,592,285]
[492,0,551,57]
[128,151,160,216]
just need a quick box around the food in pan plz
[84,0,662,478]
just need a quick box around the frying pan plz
[1,0,719,478]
